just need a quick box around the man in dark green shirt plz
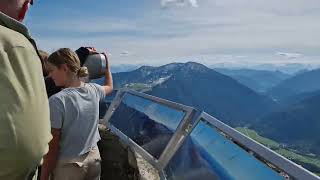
[0,0,52,179]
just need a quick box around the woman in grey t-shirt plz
[41,48,113,180]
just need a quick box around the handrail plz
[198,112,320,180]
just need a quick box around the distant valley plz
[214,68,291,93]
[267,69,320,102]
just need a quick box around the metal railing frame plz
[102,89,320,180]
[103,89,196,170]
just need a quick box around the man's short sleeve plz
[49,96,64,129]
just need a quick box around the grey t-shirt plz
[49,83,105,160]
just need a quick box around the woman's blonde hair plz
[48,48,89,77]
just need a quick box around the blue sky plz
[24,0,320,66]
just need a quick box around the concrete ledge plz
[98,124,159,180]
[135,153,160,180]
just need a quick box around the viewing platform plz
[96,89,320,180]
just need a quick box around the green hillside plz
[236,127,320,176]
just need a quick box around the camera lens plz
[83,53,106,79]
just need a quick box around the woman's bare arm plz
[102,53,113,95]
[41,128,61,180]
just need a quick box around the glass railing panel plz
[109,93,186,159]
[99,90,118,119]
[164,119,284,180]
[104,89,118,103]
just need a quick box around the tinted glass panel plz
[164,119,284,180]
[109,93,185,159]
[99,90,118,119]
[105,90,118,103]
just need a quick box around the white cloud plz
[188,0,198,7]
[30,18,138,33]
[30,0,320,65]
[276,52,303,59]
[161,0,198,8]
[120,50,131,56]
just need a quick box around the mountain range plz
[112,62,276,127]
[267,69,320,102]
[93,61,320,157]
[214,68,291,93]
[210,63,318,74]
[253,92,320,156]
